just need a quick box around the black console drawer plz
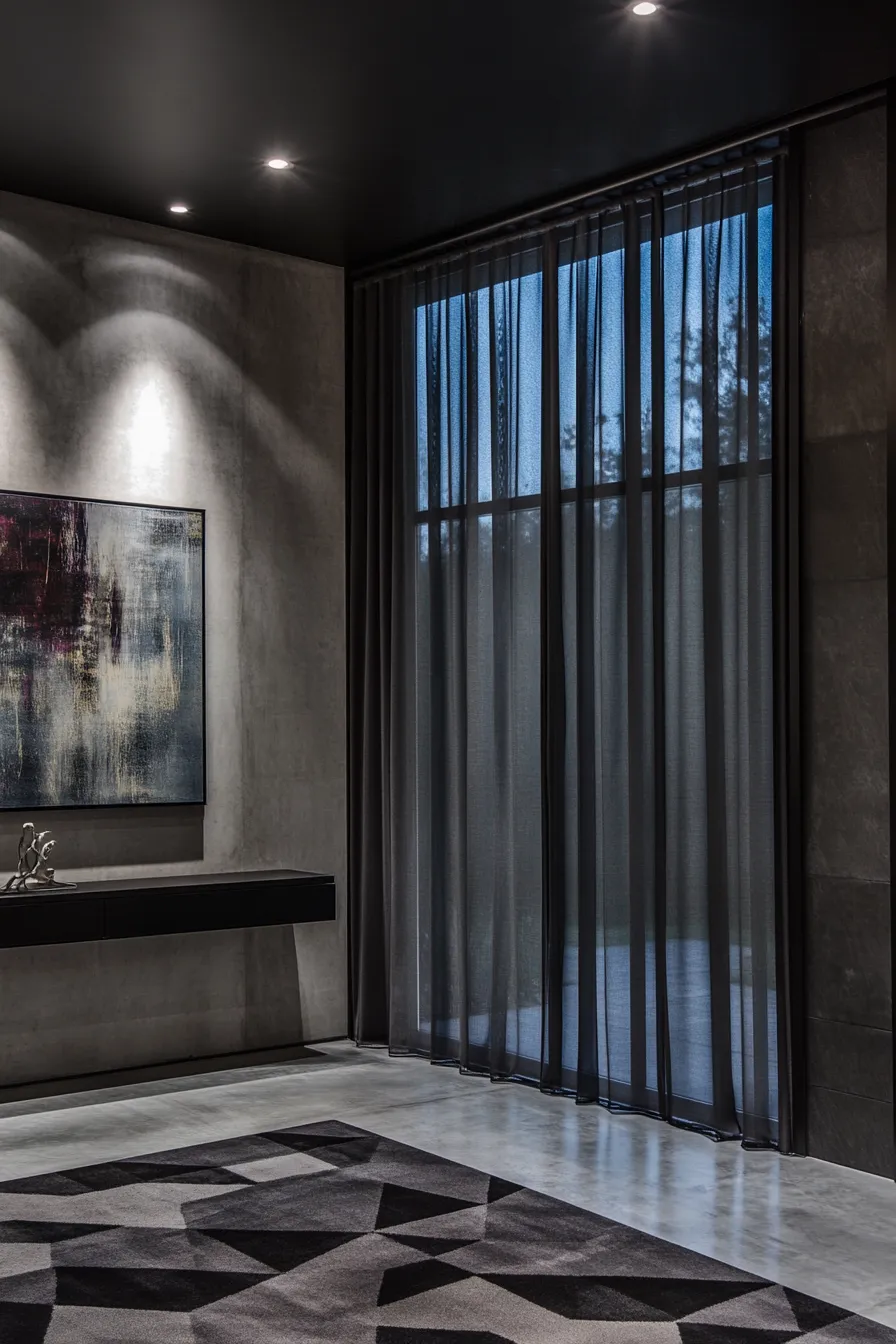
[103,881,336,940]
[0,896,104,948]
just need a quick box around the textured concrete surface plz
[1,1046,896,1328]
[0,189,346,1082]
[801,106,892,1175]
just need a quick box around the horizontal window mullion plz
[414,494,543,524]
[413,457,771,524]
[657,458,773,490]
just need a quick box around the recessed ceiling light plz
[632,1,658,12]
[169,203,190,214]
[265,157,291,170]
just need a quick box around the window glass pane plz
[663,221,705,474]
[640,237,652,475]
[416,271,542,509]
[599,248,625,484]
[414,293,468,510]
[415,302,428,511]
[558,249,625,489]
[758,202,773,458]
[557,260,577,489]
[717,210,744,467]
[476,286,492,503]
[487,270,543,500]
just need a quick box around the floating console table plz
[0,870,335,949]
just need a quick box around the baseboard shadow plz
[0,1041,333,1107]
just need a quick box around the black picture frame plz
[0,486,206,811]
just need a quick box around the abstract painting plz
[0,490,204,808]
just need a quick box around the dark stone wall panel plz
[807,1017,893,1104]
[806,878,892,1030]
[807,1086,895,1178]
[804,581,889,883]
[804,432,886,583]
[803,231,886,442]
[803,105,886,243]
[802,104,891,1177]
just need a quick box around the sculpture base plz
[2,878,79,894]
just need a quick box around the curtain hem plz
[353,1039,783,1152]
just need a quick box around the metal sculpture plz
[3,822,77,892]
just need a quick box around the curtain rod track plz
[353,82,885,285]
[365,149,782,286]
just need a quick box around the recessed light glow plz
[169,203,190,214]
[632,1,658,12]
[266,157,291,170]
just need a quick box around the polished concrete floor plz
[1,1042,894,1329]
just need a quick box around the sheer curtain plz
[390,247,546,1078]
[350,158,789,1147]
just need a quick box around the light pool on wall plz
[0,490,204,808]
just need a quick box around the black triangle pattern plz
[598,1276,770,1320]
[0,1302,53,1344]
[258,1130,382,1167]
[385,1234,480,1257]
[0,1120,890,1344]
[0,1161,252,1195]
[54,1267,274,1312]
[481,1275,787,1324]
[483,1273,671,1321]
[0,1172,94,1197]
[486,1177,522,1204]
[201,1228,363,1272]
[375,1182,479,1230]
[783,1288,854,1333]
[139,1164,257,1186]
[378,1260,472,1306]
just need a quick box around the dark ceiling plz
[0,0,891,269]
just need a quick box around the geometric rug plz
[0,1119,892,1343]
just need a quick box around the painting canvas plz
[0,491,204,808]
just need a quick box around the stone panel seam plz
[808,1083,894,1109]
[803,573,888,585]
[808,1014,893,1032]
[805,873,891,886]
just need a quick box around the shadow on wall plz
[0,223,340,530]
[0,807,205,874]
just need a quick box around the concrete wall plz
[0,191,346,1085]
[802,106,892,1176]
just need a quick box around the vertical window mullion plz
[623,202,648,1101]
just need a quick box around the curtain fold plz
[348,278,406,1046]
[350,156,790,1148]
